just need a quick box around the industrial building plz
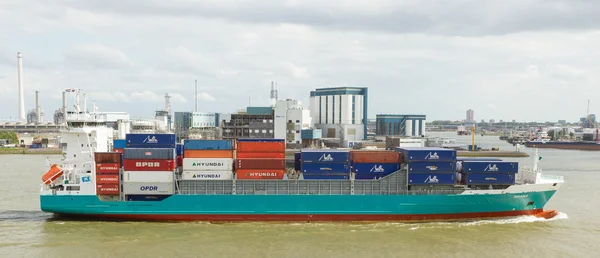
[273,99,312,148]
[466,109,474,123]
[375,114,427,137]
[221,107,274,140]
[309,87,368,143]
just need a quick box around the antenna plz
[194,80,198,112]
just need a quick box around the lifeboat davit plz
[42,164,64,185]
[534,210,558,219]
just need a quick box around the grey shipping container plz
[123,148,176,160]
[123,182,175,195]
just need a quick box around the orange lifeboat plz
[42,164,64,185]
[534,210,558,219]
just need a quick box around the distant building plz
[309,87,368,141]
[512,119,516,123]
[376,114,426,137]
[221,107,274,140]
[273,99,312,148]
[499,119,504,123]
[466,109,474,123]
[558,120,567,125]
[174,112,219,132]
[490,119,495,124]
[581,114,597,128]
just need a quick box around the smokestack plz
[270,81,276,106]
[62,91,66,112]
[17,52,25,121]
[194,80,198,112]
[35,91,41,124]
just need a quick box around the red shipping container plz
[96,163,121,174]
[236,158,285,170]
[114,148,124,154]
[94,152,122,163]
[97,184,120,195]
[236,169,285,180]
[96,174,120,184]
[177,156,183,167]
[123,159,176,171]
[236,152,286,159]
[237,142,285,153]
[350,151,401,164]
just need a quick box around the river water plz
[1,132,599,258]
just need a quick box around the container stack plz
[113,139,126,153]
[350,150,401,180]
[301,149,350,180]
[236,139,286,180]
[94,152,121,197]
[182,140,234,180]
[397,147,457,185]
[176,143,184,167]
[461,161,518,185]
[123,134,177,201]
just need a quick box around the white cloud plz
[65,44,131,70]
[196,93,216,102]
[284,61,310,79]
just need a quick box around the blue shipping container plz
[302,172,349,180]
[465,173,515,185]
[126,134,177,148]
[183,139,233,150]
[457,157,503,161]
[294,152,301,171]
[354,172,395,180]
[462,161,518,173]
[126,195,172,202]
[407,161,456,173]
[237,138,284,142]
[114,139,126,149]
[408,173,456,185]
[352,163,400,174]
[396,147,457,162]
[301,149,350,163]
[176,144,184,156]
[301,162,350,173]
[123,148,176,160]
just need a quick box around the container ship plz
[525,140,600,151]
[40,109,564,222]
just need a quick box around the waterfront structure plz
[309,87,368,141]
[376,114,426,137]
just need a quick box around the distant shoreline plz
[0,148,62,155]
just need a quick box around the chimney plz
[35,91,41,123]
[17,52,25,121]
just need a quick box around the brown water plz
[1,133,599,258]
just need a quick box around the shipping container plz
[350,150,400,164]
[300,129,322,140]
[181,170,234,180]
[123,182,175,195]
[176,156,183,167]
[301,162,350,173]
[113,139,126,149]
[352,163,400,174]
[408,173,456,185]
[176,143,184,156]
[235,169,285,180]
[354,172,394,180]
[184,150,234,158]
[183,139,233,150]
[462,161,519,174]
[95,163,121,174]
[237,138,285,142]
[94,152,122,164]
[123,171,174,183]
[236,152,286,159]
[182,158,234,171]
[126,195,171,201]
[396,147,457,162]
[96,184,120,195]
[457,157,503,161]
[123,159,176,171]
[407,161,456,174]
[300,149,350,163]
[237,141,285,153]
[294,152,301,171]
[465,173,515,185]
[236,158,285,170]
[125,133,177,148]
[301,172,349,180]
[114,148,124,154]
[123,148,176,160]
[96,174,120,184]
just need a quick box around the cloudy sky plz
[1,0,599,122]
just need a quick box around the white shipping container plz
[182,158,234,171]
[123,171,174,183]
[123,182,175,195]
[181,170,233,180]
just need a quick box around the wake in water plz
[0,210,53,222]
[408,212,569,230]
